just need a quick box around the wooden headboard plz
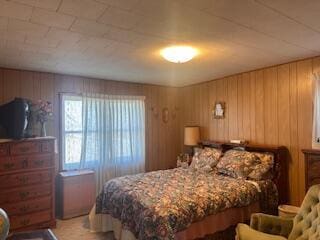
[200,141,289,204]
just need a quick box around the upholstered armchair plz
[236,184,320,240]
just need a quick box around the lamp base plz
[184,145,197,156]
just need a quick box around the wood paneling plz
[0,67,181,172]
[1,54,317,205]
[180,57,317,205]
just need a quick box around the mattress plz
[93,168,278,239]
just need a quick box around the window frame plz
[313,74,320,149]
[60,93,83,170]
[60,93,146,171]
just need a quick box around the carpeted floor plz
[52,216,113,240]
[52,216,236,240]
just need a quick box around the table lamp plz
[184,126,200,155]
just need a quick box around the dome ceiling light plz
[160,46,198,63]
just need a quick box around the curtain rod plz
[58,92,146,100]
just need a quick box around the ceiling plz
[0,0,320,87]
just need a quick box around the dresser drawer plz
[0,144,9,156]
[3,196,51,215]
[28,154,53,169]
[0,154,53,173]
[307,158,320,179]
[0,157,16,172]
[41,141,54,153]
[0,183,52,204]
[0,170,52,189]
[10,142,40,155]
[308,154,320,161]
[308,177,320,188]
[303,149,320,193]
[10,210,52,230]
[0,138,56,232]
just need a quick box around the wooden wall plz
[180,57,319,205]
[1,55,318,205]
[0,67,181,172]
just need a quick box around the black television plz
[0,98,30,139]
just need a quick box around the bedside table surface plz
[278,204,300,218]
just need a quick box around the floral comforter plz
[96,168,278,240]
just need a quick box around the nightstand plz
[177,160,189,168]
[177,153,192,168]
[278,205,300,219]
[302,149,320,192]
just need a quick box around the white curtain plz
[78,93,145,193]
[313,73,320,149]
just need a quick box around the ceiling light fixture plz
[160,46,198,63]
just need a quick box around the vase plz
[40,122,46,137]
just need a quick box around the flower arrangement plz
[33,100,53,123]
[31,100,53,137]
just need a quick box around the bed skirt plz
[89,205,136,240]
[89,202,260,240]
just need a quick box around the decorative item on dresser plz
[302,149,320,192]
[32,100,53,138]
[0,137,56,232]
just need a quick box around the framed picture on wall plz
[213,102,225,119]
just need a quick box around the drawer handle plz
[19,191,30,200]
[20,219,30,226]
[19,147,30,153]
[34,159,44,166]
[3,163,14,169]
[20,205,30,213]
[21,159,28,168]
[42,144,49,151]
[17,176,29,184]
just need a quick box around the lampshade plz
[184,126,200,146]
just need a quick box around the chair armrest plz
[236,224,287,240]
[250,213,293,238]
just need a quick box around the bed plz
[89,142,289,240]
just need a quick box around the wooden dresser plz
[0,137,56,232]
[302,149,320,192]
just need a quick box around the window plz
[61,95,83,169]
[313,73,320,149]
[61,94,145,170]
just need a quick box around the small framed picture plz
[213,102,225,119]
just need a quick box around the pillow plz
[216,150,259,179]
[190,147,222,172]
[248,152,274,180]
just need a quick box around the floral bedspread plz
[96,168,278,240]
